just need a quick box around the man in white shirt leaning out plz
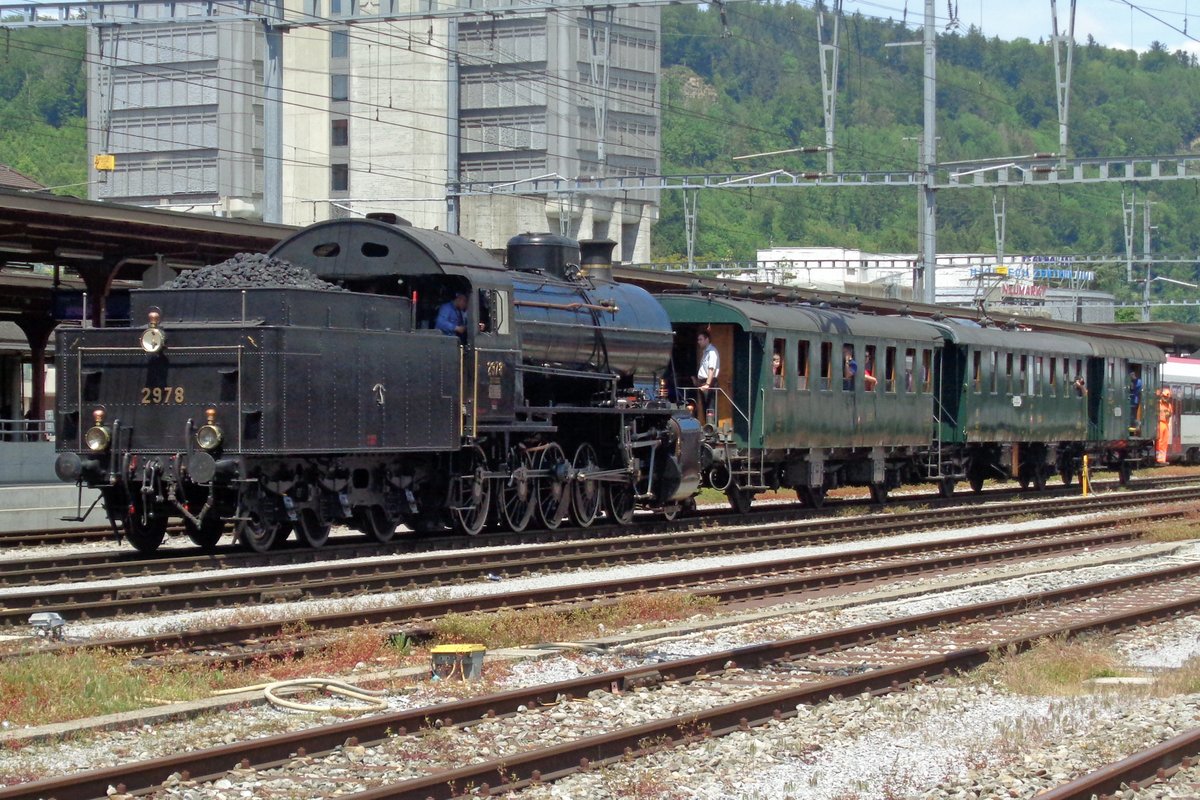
[696,330,720,425]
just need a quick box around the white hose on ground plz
[213,678,388,714]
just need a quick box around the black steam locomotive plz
[54,217,701,553]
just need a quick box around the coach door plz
[1086,357,1105,439]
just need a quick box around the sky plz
[837,0,1200,54]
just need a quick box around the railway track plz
[1,472,1193,552]
[7,486,1197,659]
[4,480,1197,592]
[1036,727,1200,799]
[5,561,1200,800]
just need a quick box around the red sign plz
[1001,284,1047,298]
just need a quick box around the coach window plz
[1005,353,1014,394]
[796,340,810,391]
[904,348,917,393]
[884,346,897,393]
[819,342,833,391]
[1049,358,1057,396]
[864,344,878,391]
[1034,357,1044,396]
[920,349,932,393]
[990,351,999,394]
[972,351,982,394]
[772,338,786,389]
[1018,355,1029,396]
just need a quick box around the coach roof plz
[658,295,943,343]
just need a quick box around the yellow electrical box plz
[93,154,116,172]
[430,643,486,680]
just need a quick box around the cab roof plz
[269,218,504,281]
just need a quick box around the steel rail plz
[5,561,1200,800]
[0,511,1174,660]
[5,487,1190,626]
[1034,727,1200,799]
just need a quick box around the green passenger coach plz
[928,319,1163,492]
[659,295,945,509]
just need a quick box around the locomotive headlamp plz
[196,407,223,451]
[140,309,166,354]
[84,408,111,452]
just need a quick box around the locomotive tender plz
[54,216,700,552]
[54,216,1165,554]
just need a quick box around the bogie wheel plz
[185,516,224,551]
[968,472,985,494]
[451,449,492,536]
[501,448,536,533]
[726,487,753,515]
[799,485,826,509]
[937,478,956,498]
[125,511,168,554]
[1119,460,1134,486]
[661,502,682,521]
[237,508,284,553]
[1017,468,1031,491]
[1059,463,1075,487]
[1032,465,1048,492]
[535,443,571,530]
[361,505,399,543]
[869,483,889,505]
[570,443,603,528]
[296,508,331,548]
[606,478,636,526]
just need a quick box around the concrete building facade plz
[87,2,660,258]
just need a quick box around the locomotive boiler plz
[54,217,700,553]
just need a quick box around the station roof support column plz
[14,313,55,423]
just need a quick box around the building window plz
[331,163,349,192]
[330,74,349,101]
[332,119,348,147]
[331,29,349,59]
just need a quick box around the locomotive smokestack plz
[579,239,617,282]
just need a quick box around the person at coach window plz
[771,351,785,389]
[842,344,858,391]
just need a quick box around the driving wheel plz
[451,449,492,536]
[501,448,536,532]
[570,443,602,528]
[535,443,571,530]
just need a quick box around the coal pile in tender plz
[161,253,346,291]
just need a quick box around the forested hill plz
[656,4,1200,307]
[0,28,87,195]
